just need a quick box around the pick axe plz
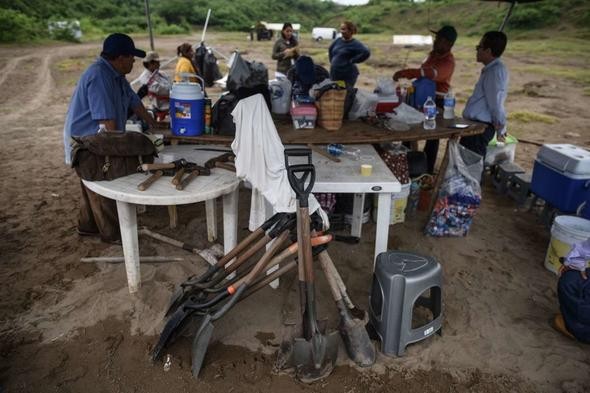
[204,153,236,172]
[176,165,210,190]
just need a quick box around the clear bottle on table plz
[423,96,436,130]
[326,143,360,160]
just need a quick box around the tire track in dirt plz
[0,54,35,88]
[3,53,55,123]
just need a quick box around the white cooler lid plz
[537,144,590,175]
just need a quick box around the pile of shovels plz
[151,148,375,381]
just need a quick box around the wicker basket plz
[316,89,346,131]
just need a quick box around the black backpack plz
[212,93,238,136]
[212,87,272,136]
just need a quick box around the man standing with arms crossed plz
[64,33,156,243]
[393,25,458,175]
[460,31,509,160]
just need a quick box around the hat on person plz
[430,25,457,44]
[102,33,146,58]
[143,51,160,63]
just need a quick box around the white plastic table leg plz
[116,200,141,294]
[205,198,218,242]
[351,193,365,238]
[222,187,239,279]
[374,193,392,268]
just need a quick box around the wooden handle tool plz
[171,168,186,185]
[176,170,200,190]
[141,162,176,171]
[138,170,163,191]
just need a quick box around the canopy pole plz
[201,9,212,44]
[499,1,516,32]
[144,0,155,50]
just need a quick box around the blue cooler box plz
[531,144,590,212]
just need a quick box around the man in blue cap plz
[64,33,156,243]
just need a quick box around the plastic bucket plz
[372,182,411,225]
[169,82,204,136]
[545,215,590,274]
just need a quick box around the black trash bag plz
[202,51,222,87]
[226,53,268,94]
[193,43,207,78]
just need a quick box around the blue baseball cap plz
[102,33,146,58]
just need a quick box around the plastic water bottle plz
[423,96,436,130]
[443,90,455,120]
[327,143,360,160]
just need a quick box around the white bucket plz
[544,215,590,274]
[372,182,411,225]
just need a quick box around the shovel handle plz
[318,251,343,302]
[171,168,186,185]
[138,170,163,191]
[286,165,315,208]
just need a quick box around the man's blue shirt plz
[63,57,141,164]
[462,58,509,136]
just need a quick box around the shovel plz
[190,227,291,378]
[281,149,339,383]
[318,250,376,367]
[151,234,334,362]
[164,212,286,315]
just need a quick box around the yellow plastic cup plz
[361,164,373,176]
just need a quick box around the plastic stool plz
[368,251,443,356]
[507,172,532,207]
[492,161,525,194]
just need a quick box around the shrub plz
[0,8,42,42]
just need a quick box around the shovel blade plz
[151,307,191,361]
[291,331,339,383]
[339,315,376,368]
[191,316,214,379]
[278,330,339,384]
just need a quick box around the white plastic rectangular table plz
[297,144,402,264]
[83,145,240,293]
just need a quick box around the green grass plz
[508,111,558,124]
[512,65,590,85]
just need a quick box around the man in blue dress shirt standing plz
[64,33,155,243]
[460,31,509,160]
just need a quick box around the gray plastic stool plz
[368,251,442,356]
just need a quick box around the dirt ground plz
[0,33,589,393]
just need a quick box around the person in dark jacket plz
[271,23,299,74]
[328,21,370,88]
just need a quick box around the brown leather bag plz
[71,131,157,181]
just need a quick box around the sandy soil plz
[0,33,589,393]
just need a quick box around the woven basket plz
[316,89,346,131]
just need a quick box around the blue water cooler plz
[169,81,205,136]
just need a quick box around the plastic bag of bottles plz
[425,141,483,237]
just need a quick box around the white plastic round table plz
[83,145,240,293]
